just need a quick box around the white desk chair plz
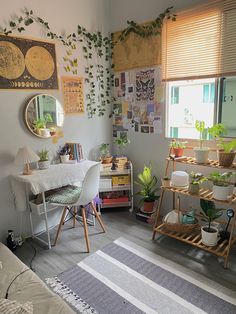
[47,163,105,252]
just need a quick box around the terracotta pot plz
[218,151,235,167]
[143,201,155,213]
[173,148,183,157]
[101,156,113,164]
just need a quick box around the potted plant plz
[194,120,209,164]
[208,123,236,167]
[38,149,50,170]
[188,171,207,194]
[209,171,233,200]
[99,143,112,164]
[33,113,53,137]
[114,134,130,156]
[135,164,159,213]
[200,199,223,246]
[169,140,187,157]
[58,144,71,163]
[161,176,171,188]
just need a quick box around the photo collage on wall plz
[112,66,163,138]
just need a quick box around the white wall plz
[0,0,112,241]
[108,0,216,212]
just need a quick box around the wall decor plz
[61,76,84,115]
[136,69,155,102]
[0,34,58,89]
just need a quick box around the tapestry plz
[61,76,84,115]
[0,34,58,89]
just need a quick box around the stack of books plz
[66,143,84,162]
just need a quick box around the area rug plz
[46,237,236,314]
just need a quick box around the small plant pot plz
[218,151,235,167]
[188,183,199,194]
[161,178,171,188]
[143,201,155,213]
[173,148,184,157]
[101,156,113,164]
[193,147,209,164]
[39,128,50,137]
[60,155,70,163]
[201,226,219,246]
[38,160,50,170]
[212,185,231,201]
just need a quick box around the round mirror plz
[24,94,64,138]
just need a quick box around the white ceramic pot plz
[212,185,230,201]
[201,226,219,246]
[193,147,209,164]
[60,155,70,163]
[39,128,50,137]
[38,160,50,170]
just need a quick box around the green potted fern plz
[135,164,159,213]
[208,123,236,167]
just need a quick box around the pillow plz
[0,298,33,314]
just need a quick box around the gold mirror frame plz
[24,94,64,139]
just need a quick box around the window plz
[166,79,215,139]
[163,0,236,139]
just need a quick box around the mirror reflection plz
[25,94,64,138]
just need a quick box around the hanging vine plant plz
[0,9,112,118]
[117,6,176,43]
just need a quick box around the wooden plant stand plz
[152,155,236,269]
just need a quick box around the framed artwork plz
[61,76,84,115]
[0,34,58,89]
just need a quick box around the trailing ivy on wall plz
[0,9,112,118]
[117,7,176,43]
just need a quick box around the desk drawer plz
[29,200,57,215]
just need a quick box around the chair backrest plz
[76,163,100,206]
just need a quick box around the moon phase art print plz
[0,34,58,89]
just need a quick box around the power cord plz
[5,268,30,299]
[27,242,37,272]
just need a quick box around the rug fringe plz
[45,277,97,314]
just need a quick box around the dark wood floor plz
[15,209,236,291]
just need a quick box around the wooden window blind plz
[162,0,236,82]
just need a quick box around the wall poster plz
[61,76,84,115]
[0,34,58,89]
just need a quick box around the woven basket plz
[163,197,199,234]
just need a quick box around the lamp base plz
[23,163,32,175]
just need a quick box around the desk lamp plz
[15,146,40,175]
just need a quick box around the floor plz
[15,209,236,291]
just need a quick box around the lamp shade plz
[15,146,40,166]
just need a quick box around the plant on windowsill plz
[193,120,209,164]
[188,171,207,194]
[169,140,187,157]
[135,164,159,213]
[208,123,236,167]
[209,171,233,201]
[200,199,223,246]
[38,149,50,170]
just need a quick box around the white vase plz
[201,226,219,246]
[194,147,209,164]
[212,185,230,201]
[60,155,70,163]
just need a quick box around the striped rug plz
[46,237,236,314]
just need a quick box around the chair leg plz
[54,207,67,246]
[73,206,76,228]
[81,207,90,253]
[90,201,106,233]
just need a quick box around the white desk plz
[10,160,99,249]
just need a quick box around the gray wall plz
[0,0,112,241]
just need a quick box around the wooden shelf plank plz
[154,224,236,258]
